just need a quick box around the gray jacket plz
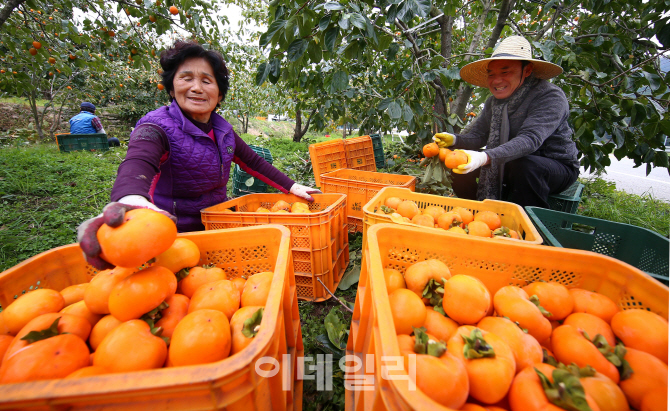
[454,79,580,170]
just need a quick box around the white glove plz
[433,132,457,147]
[452,150,489,174]
[290,183,322,202]
[117,195,164,211]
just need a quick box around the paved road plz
[579,154,670,201]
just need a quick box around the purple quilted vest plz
[135,102,235,232]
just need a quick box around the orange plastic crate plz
[343,136,376,173]
[0,225,303,411]
[346,223,669,411]
[201,193,349,302]
[308,139,347,188]
[320,169,417,228]
[363,187,543,244]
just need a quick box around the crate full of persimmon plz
[201,193,349,302]
[363,186,543,244]
[0,219,302,411]
[346,223,668,411]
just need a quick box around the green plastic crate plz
[56,133,109,153]
[370,134,385,169]
[526,206,669,285]
[232,145,273,197]
[548,180,584,214]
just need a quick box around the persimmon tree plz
[257,0,670,174]
[0,0,237,140]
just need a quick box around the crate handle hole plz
[569,222,596,235]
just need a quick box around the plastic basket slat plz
[201,193,349,301]
[343,136,376,173]
[309,140,347,188]
[526,206,669,284]
[547,180,584,214]
[363,187,543,244]
[56,133,109,153]
[0,225,302,411]
[370,134,385,169]
[345,223,668,411]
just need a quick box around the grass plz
[0,97,50,106]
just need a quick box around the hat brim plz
[459,57,563,88]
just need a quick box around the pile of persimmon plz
[384,258,668,410]
[423,142,469,170]
[0,209,273,384]
[376,196,520,239]
[221,200,311,214]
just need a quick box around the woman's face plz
[486,60,533,100]
[170,57,222,123]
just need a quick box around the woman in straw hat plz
[433,36,579,207]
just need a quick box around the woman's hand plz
[452,150,490,174]
[290,183,322,202]
[433,132,457,147]
[77,196,175,270]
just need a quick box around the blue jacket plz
[69,111,98,134]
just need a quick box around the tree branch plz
[0,0,24,30]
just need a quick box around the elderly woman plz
[79,40,318,269]
[434,36,579,208]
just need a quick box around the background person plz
[434,36,579,208]
[69,102,106,135]
[78,40,319,270]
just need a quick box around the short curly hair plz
[159,40,229,108]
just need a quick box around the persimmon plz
[551,324,620,383]
[231,276,247,295]
[492,227,519,239]
[422,205,445,223]
[443,275,491,325]
[389,289,426,335]
[157,83,164,90]
[0,335,12,365]
[169,5,179,14]
[467,221,492,237]
[452,207,474,226]
[477,316,542,373]
[241,271,273,307]
[189,279,239,319]
[60,283,88,307]
[89,315,123,351]
[270,200,291,212]
[438,147,450,162]
[423,143,440,157]
[60,300,104,327]
[493,286,552,343]
[423,307,458,343]
[396,200,420,219]
[448,226,467,235]
[444,150,468,169]
[610,309,668,363]
[169,309,231,366]
[522,281,573,320]
[437,212,463,230]
[179,265,226,298]
[2,288,65,335]
[447,326,516,404]
[108,265,177,322]
[563,313,615,347]
[383,268,406,294]
[384,197,402,209]
[397,329,469,409]
[0,334,90,384]
[93,320,167,372]
[508,363,601,411]
[411,213,434,227]
[474,211,502,231]
[155,293,189,338]
[291,202,310,213]
[153,237,200,273]
[65,365,109,379]
[97,208,177,268]
[619,348,668,409]
[579,368,630,411]
[404,259,451,300]
[256,207,270,212]
[569,288,619,323]
[84,266,136,314]
[640,386,668,411]
[230,306,264,354]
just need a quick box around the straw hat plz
[459,36,563,88]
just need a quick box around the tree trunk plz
[27,90,45,141]
[243,114,248,134]
[0,0,23,30]
[293,107,316,142]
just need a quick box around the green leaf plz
[350,13,366,30]
[260,19,287,47]
[21,317,61,344]
[338,263,360,290]
[535,368,594,411]
[324,26,340,52]
[323,2,345,11]
[331,70,349,92]
[413,327,447,357]
[406,0,431,18]
[388,101,402,119]
[287,39,308,62]
[255,62,271,86]
[655,151,669,168]
[461,328,496,359]
[630,103,647,127]
[241,308,264,338]
[529,294,552,317]
[318,15,331,32]
[324,307,347,350]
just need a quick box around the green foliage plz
[0,144,123,271]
